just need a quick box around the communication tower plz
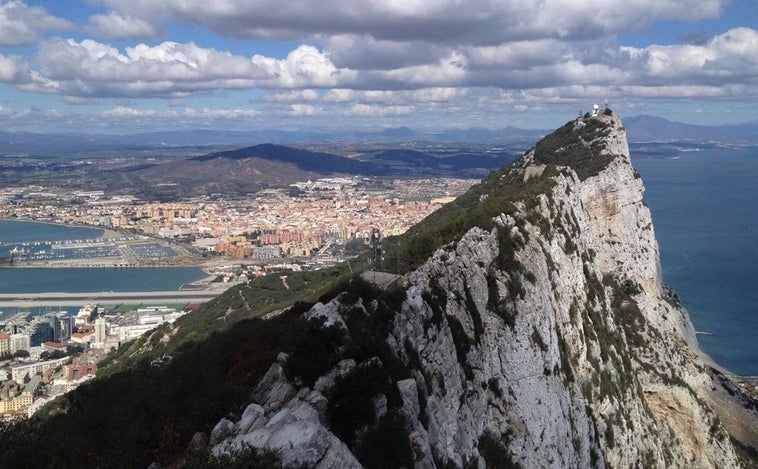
[368,227,383,271]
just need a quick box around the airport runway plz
[0,290,221,307]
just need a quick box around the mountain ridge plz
[3,115,758,157]
[2,111,756,468]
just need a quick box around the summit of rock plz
[197,111,758,467]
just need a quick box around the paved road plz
[0,290,221,307]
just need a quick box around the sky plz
[0,0,757,134]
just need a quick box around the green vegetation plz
[327,360,397,447]
[100,262,354,376]
[533,116,616,181]
[731,436,758,469]
[0,115,626,467]
[0,306,311,467]
[603,274,647,348]
[381,115,617,273]
[384,164,550,273]
[356,411,414,469]
[177,444,281,468]
[486,270,517,328]
[283,316,345,386]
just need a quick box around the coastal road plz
[0,290,222,307]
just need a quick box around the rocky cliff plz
[204,112,756,468]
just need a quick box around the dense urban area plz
[1,176,474,264]
[0,174,477,420]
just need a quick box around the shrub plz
[356,411,413,469]
[284,318,346,386]
[178,444,281,468]
[533,118,616,181]
[327,360,391,447]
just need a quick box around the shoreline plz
[0,217,107,238]
[0,218,212,269]
[698,348,758,385]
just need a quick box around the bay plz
[0,219,207,294]
[634,148,758,376]
[0,220,104,253]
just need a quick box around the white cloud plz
[12,20,758,109]
[0,1,71,47]
[103,106,170,118]
[62,96,99,105]
[0,54,29,82]
[94,0,726,50]
[378,51,469,86]
[103,106,261,121]
[184,107,261,118]
[251,45,354,88]
[323,34,448,70]
[5,0,758,132]
[346,104,414,117]
[262,89,321,103]
[323,89,356,103]
[25,39,356,98]
[286,104,319,116]
[88,12,162,39]
[624,28,758,85]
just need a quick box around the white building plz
[10,357,70,383]
[118,324,159,342]
[94,317,107,344]
[10,334,30,353]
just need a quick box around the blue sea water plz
[0,220,207,295]
[633,149,758,376]
[0,220,104,249]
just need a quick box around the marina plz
[1,236,185,267]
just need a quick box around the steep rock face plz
[209,113,748,468]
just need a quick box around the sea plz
[633,148,758,377]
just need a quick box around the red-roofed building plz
[42,341,66,354]
[67,363,97,382]
[70,331,94,345]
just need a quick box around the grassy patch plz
[533,117,616,181]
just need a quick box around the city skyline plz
[0,0,757,134]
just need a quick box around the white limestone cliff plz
[206,112,755,468]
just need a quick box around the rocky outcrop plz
[205,112,753,468]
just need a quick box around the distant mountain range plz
[1,115,757,158]
[623,115,758,144]
[0,127,542,157]
[0,142,516,200]
[192,143,378,174]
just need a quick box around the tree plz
[13,350,29,358]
